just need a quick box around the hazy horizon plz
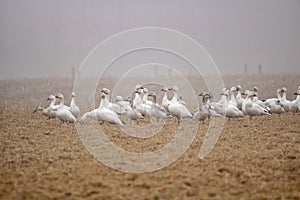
[1,0,300,78]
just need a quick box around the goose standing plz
[160,87,171,111]
[193,93,210,123]
[101,88,126,115]
[291,89,300,114]
[69,92,80,119]
[55,94,76,123]
[148,92,171,121]
[280,87,292,112]
[168,86,193,123]
[228,87,238,107]
[97,91,125,126]
[235,85,244,110]
[222,90,243,119]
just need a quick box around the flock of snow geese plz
[34,84,300,125]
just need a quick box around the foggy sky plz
[0,0,300,78]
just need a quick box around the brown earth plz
[0,107,299,200]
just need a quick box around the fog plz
[0,0,300,78]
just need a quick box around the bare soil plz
[0,107,299,200]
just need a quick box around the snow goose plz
[291,90,300,114]
[34,95,57,119]
[33,106,49,117]
[142,88,153,105]
[115,96,132,111]
[148,92,171,121]
[228,87,238,107]
[79,99,102,123]
[235,85,244,110]
[160,87,171,111]
[252,86,271,113]
[133,88,150,116]
[264,88,282,105]
[168,86,193,123]
[97,91,125,126]
[69,92,80,119]
[280,87,292,112]
[242,90,270,120]
[222,90,243,119]
[206,93,223,118]
[193,93,210,123]
[55,94,76,123]
[101,88,126,115]
[263,88,285,115]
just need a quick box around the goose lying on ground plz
[55,94,76,123]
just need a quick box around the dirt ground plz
[0,107,299,200]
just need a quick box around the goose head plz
[71,92,76,97]
[101,88,110,95]
[160,86,169,92]
[253,86,258,92]
[134,88,143,95]
[236,85,242,91]
[276,88,282,94]
[135,85,144,90]
[115,96,123,102]
[169,86,179,93]
[143,88,148,94]
[47,95,56,101]
[230,86,237,92]
[148,92,156,98]
[281,87,287,93]
[55,93,64,100]
[294,91,300,96]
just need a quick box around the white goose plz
[160,87,171,111]
[33,106,49,117]
[263,88,285,115]
[79,97,103,123]
[101,88,126,115]
[115,96,132,112]
[252,86,271,113]
[291,88,300,114]
[55,94,76,123]
[148,92,171,121]
[97,91,125,126]
[280,87,292,112]
[69,92,80,119]
[235,85,244,110]
[142,88,153,106]
[264,88,283,105]
[168,86,193,122]
[228,86,238,107]
[206,93,223,118]
[193,93,210,123]
[242,90,270,119]
[222,90,243,119]
[34,95,57,119]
